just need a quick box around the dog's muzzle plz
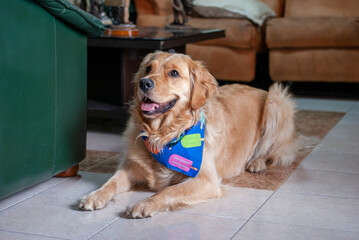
[139,78,154,93]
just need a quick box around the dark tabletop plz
[88,27,226,50]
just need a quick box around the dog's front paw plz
[79,190,110,211]
[126,198,162,218]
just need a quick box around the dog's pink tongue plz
[141,101,159,111]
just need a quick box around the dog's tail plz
[256,83,296,166]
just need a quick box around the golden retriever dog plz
[80,51,296,218]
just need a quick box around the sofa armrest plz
[266,17,359,49]
[34,0,106,36]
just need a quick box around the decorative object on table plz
[90,0,103,18]
[105,0,130,24]
[68,0,89,11]
[79,0,88,11]
[104,0,138,36]
[89,0,112,25]
[166,0,193,29]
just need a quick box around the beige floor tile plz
[252,192,359,232]
[233,221,358,240]
[299,149,359,173]
[316,134,359,154]
[327,113,359,138]
[0,178,69,212]
[178,186,273,220]
[278,168,359,198]
[348,102,359,114]
[294,98,356,112]
[87,131,126,152]
[0,172,122,240]
[0,230,60,240]
[90,212,245,240]
[112,190,155,208]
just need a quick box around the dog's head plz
[133,51,218,121]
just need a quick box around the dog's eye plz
[145,66,151,74]
[169,70,180,78]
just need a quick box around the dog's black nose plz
[139,78,154,92]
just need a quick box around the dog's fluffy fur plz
[79,51,296,218]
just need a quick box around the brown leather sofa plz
[266,0,359,83]
[134,0,359,84]
[134,0,284,82]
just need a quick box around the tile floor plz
[1,97,359,240]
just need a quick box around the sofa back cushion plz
[266,17,359,49]
[135,0,172,16]
[285,0,359,17]
[135,0,285,17]
[261,0,284,16]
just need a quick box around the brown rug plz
[80,110,344,191]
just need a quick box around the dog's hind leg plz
[246,157,267,173]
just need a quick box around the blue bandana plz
[142,116,205,177]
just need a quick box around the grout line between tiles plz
[173,210,247,221]
[346,101,359,113]
[229,145,316,239]
[0,228,70,240]
[244,219,359,234]
[344,102,358,113]
[228,189,277,240]
[86,217,121,240]
[297,163,359,174]
[228,189,359,238]
[274,190,359,201]
[0,178,72,213]
[226,106,359,238]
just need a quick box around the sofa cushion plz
[266,17,359,48]
[136,14,173,27]
[261,0,284,16]
[137,0,173,16]
[189,18,261,49]
[187,44,256,81]
[135,0,284,20]
[191,0,275,26]
[285,0,359,17]
[270,49,359,82]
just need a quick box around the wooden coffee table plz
[87,27,225,119]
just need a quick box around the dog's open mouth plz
[141,97,177,115]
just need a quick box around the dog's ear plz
[190,61,218,110]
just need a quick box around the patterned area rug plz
[80,110,344,191]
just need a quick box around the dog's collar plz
[142,112,205,177]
